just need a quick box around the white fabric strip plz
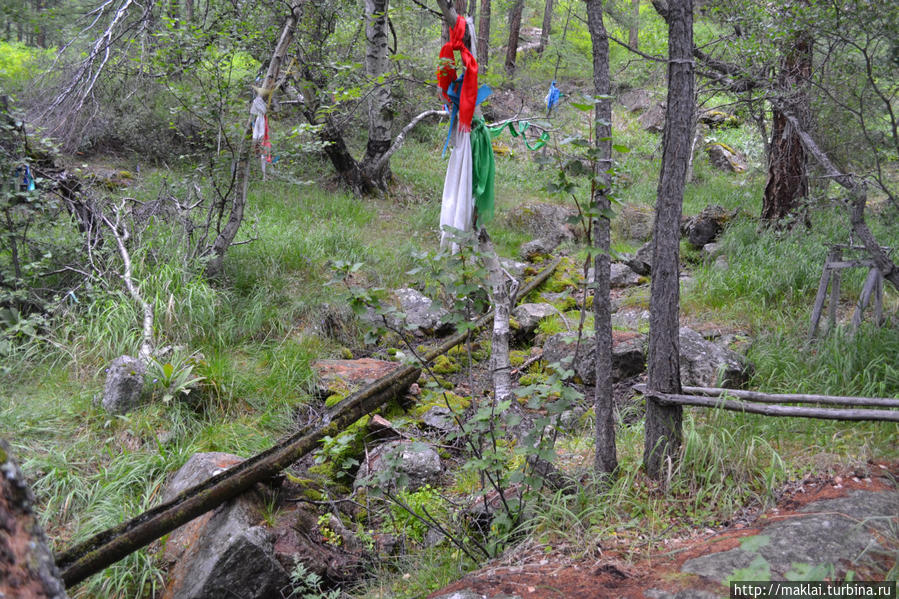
[440,128,473,251]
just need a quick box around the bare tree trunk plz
[185,0,193,23]
[205,2,301,279]
[644,0,692,481]
[477,0,491,67]
[585,0,617,479]
[538,0,553,54]
[628,0,639,49]
[761,29,812,225]
[478,228,517,403]
[505,0,524,78]
[361,0,394,189]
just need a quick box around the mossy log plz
[56,258,560,587]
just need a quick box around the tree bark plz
[0,441,69,599]
[538,0,553,54]
[478,228,517,404]
[362,0,394,188]
[477,0,490,67]
[205,1,301,279]
[644,0,692,481]
[585,0,617,478]
[629,0,639,49]
[505,0,524,78]
[761,28,812,225]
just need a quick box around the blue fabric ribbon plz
[546,80,561,112]
[442,75,493,157]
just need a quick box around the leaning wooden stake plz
[56,258,560,588]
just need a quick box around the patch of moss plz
[340,347,354,359]
[545,275,578,293]
[432,354,460,375]
[411,389,471,417]
[324,391,347,408]
[509,316,521,331]
[519,371,549,386]
[510,350,529,367]
[540,293,576,312]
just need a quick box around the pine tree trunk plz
[361,0,393,189]
[585,0,617,478]
[761,31,812,225]
[505,0,524,78]
[538,0,553,54]
[477,0,491,67]
[644,0,692,481]
[628,0,639,49]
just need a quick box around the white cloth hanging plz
[440,127,473,251]
[250,96,267,141]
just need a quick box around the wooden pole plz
[57,259,561,587]
[643,391,899,422]
[659,385,899,409]
[851,267,880,332]
[808,249,835,340]
[827,246,842,332]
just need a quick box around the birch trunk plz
[362,0,394,188]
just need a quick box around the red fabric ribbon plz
[437,15,478,132]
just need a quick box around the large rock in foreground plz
[0,440,68,599]
[161,453,291,599]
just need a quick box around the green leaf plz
[612,144,630,153]
[569,102,595,112]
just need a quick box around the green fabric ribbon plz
[470,117,495,223]
[469,118,550,224]
[488,120,550,151]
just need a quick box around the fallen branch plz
[666,385,899,409]
[639,389,899,422]
[56,258,560,588]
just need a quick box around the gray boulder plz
[420,405,458,433]
[700,241,722,262]
[587,263,643,288]
[625,241,653,276]
[640,103,666,133]
[610,263,642,288]
[367,288,450,336]
[706,142,747,173]
[499,257,529,277]
[504,202,578,240]
[161,453,291,599]
[614,203,654,242]
[678,326,750,387]
[543,331,647,386]
[512,303,557,338]
[683,204,732,249]
[355,440,442,491]
[101,355,145,414]
[519,236,562,261]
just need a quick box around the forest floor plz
[432,464,899,599]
